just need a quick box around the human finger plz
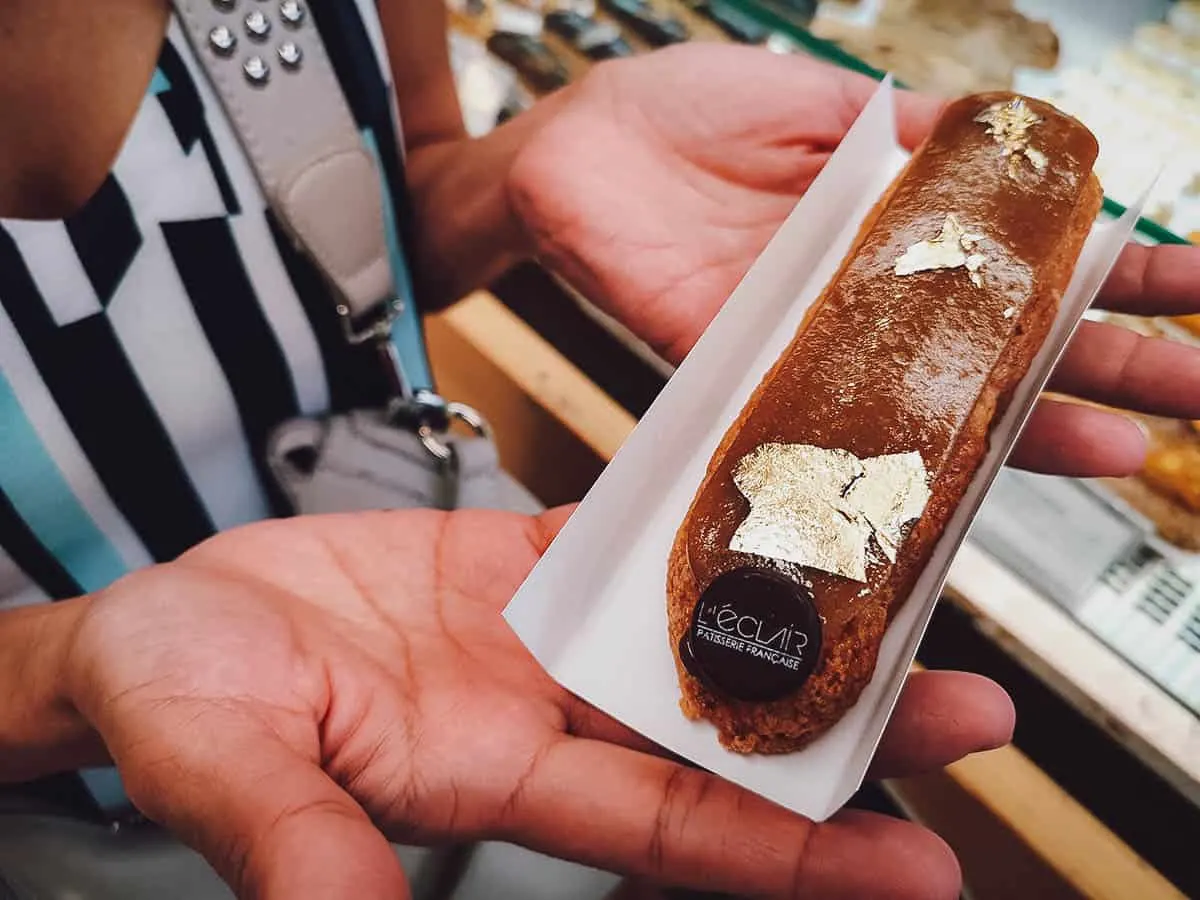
[812,54,947,150]
[1008,397,1147,477]
[1047,319,1200,419]
[565,669,1012,780]
[1096,243,1200,318]
[868,671,1014,779]
[495,737,960,899]
[92,701,407,900]
[563,694,676,758]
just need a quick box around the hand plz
[65,508,1010,899]
[508,44,1200,478]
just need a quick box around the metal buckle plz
[338,298,409,398]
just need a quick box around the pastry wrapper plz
[504,81,1148,822]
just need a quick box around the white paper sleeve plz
[503,79,1148,821]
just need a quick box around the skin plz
[48,509,1005,900]
[3,2,1200,899]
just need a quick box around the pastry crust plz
[669,93,1101,753]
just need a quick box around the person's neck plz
[0,0,169,219]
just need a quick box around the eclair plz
[668,93,1102,754]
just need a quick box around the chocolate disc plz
[679,567,822,703]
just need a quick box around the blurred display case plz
[805,0,1200,241]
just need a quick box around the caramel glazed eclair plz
[668,94,1101,754]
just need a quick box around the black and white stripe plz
[0,296,154,577]
[0,220,218,562]
[0,4,414,601]
[0,490,76,604]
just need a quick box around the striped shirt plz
[0,0,417,607]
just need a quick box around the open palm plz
[509,44,1200,477]
[66,507,1008,899]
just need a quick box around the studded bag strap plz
[173,0,393,323]
[170,2,491,464]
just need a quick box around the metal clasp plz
[389,389,491,463]
[338,299,491,466]
[335,299,403,345]
[337,298,410,400]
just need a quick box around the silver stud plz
[213,0,236,10]
[245,10,272,40]
[280,0,306,26]
[208,25,238,56]
[243,55,270,85]
[277,41,303,70]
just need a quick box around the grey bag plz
[268,409,542,516]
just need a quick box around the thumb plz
[537,504,577,542]
[829,61,948,150]
[101,700,408,900]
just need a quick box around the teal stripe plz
[0,369,128,592]
[148,68,172,97]
[0,374,134,816]
[360,128,434,393]
[79,767,133,818]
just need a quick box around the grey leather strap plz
[172,0,392,319]
[172,1,510,490]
